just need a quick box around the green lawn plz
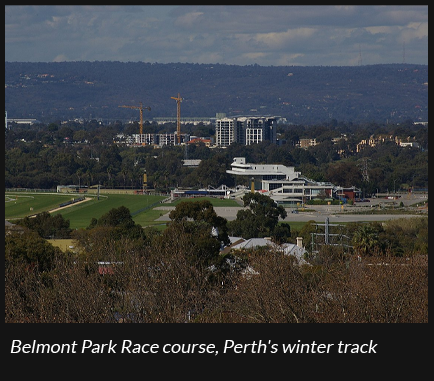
[5,192,80,220]
[6,193,308,233]
[51,194,167,229]
[5,192,168,229]
[6,192,315,237]
[5,192,239,230]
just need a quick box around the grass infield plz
[5,192,239,230]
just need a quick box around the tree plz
[158,220,222,267]
[326,161,363,188]
[228,192,287,239]
[195,154,235,188]
[17,211,72,239]
[83,206,146,243]
[96,205,135,229]
[5,229,64,272]
[162,200,231,268]
[222,248,315,323]
[352,222,384,256]
[169,199,230,248]
[271,222,292,244]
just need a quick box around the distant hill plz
[5,61,428,124]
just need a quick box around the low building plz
[187,137,212,147]
[171,184,233,199]
[399,142,420,148]
[6,118,40,128]
[182,159,202,167]
[299,138,317,148]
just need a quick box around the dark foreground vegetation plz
[5,200,428,323]
[5,235,428,323]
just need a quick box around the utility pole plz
[310,218,352,254]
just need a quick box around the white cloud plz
[52,54,69,62]
[405,21,428,39]
[254,28,317,49]
[174,11,204,28]
[4,5,428,66]
[365,26,396,35]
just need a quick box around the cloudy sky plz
[5,5,428,66]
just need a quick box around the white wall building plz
[216,117,237,147]
[226,157,335,205]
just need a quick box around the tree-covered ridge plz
[5,62,428,124]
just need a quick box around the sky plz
[4,5,428,66]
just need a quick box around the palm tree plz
[352,224,382,256]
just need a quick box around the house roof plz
[226,237,309,266]
[5,220,26,232]
[187,138,211,145]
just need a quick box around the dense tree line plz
[5,199,428,323]
[5,119,428,196]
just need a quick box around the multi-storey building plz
[216,116,278,147]
[226,157,361,205]
[130,133,190,147]
[298,138,317,148]
[216,117,237,147]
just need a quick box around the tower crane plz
[119,102,151,135]
[170,93,182,144]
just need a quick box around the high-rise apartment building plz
[215,117,237,146]
[215,116,278,147]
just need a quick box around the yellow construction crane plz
[119,102,151,135]
[170,93,182,144]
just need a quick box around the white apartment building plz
[130,133,189,146]
[216,117,237,146]
[216,116,278,147]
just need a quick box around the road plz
[154,193,427,223]
[48,197,92,213]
